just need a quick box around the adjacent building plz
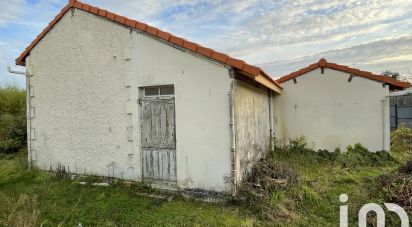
[275,59,409,152]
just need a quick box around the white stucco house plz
[13,0,410,193]
[14,0,282,193]
[274,59,410,152]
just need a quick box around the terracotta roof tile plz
[125,18,136,28]
[106,11,115,20]
[146,26,158,35]
[15,0,282,92]
[182,40,198,52]
[319,58,327,67]
[276,58,410,90]
[197,46,213,57]
[114,15,126,24]
[169,36,184,46]
[211,52,229,63]
[243,64,261,76]
[73,1,82,8]
[157,30,170,41]
[227,58,245,69]
[97,9,107,17]
[81,3,91,11]
[89,6,98,14]
[134,22,146,31]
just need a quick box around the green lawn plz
[0,145,408,226]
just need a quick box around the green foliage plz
[288,136,308,151]
[0,135,409,226]
[270,138,404,226]
[0,86,26,154]
[283,138,394,168]
[382,70,400,80]
[391,126,412,162]
[338,143,394,168]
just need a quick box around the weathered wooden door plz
[140,96,176,183]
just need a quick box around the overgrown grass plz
[0,151,255,226]
[267,141,409,226]
[235,135,410,226]
[1,132,411,225]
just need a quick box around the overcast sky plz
[1,0,412,87]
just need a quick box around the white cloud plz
[260,35,412,81]
[1,0,412,87]
[0,0,27,27]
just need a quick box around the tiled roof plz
[276,58,410,90]
[15,0,282,92]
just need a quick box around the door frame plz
[138,85,177,185]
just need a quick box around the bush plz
[280,137,394,167]
[0,86,26,154]
[288,136,308,152]
[391,126,412,162]
[338,143,394,167]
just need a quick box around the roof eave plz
[15,0,282,92]
[276,58,411,91]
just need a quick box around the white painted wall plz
[26,9,232,192]
[276,68,390,152]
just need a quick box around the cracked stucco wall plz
[26,9,232,192]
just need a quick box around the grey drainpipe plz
[228,69,237,196]
[7,66,32,169]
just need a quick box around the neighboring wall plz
[276,68,390,152]
[26,9,232,192]
[234,80,271,184]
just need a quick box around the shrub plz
[288,136,308,152]
[280,137,394,167]
[0,86,26,154]
[391,126,412,162]
[337,143,394,167]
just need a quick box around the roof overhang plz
[276,58,410,91]
[15,0,282,93]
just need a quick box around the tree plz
[0,86,26,153]
[382,70,400,80]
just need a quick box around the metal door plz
[140,97,176,183]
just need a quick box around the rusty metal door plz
[140,96,176,183]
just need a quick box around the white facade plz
[26,9,273,192]
[24,9,273,192]
[275,68,390,152]
[19,3,395,195]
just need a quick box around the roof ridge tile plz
[276,58,410,90]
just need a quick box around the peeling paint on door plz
[140,96,177,182]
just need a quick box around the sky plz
[1,0,412,88]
